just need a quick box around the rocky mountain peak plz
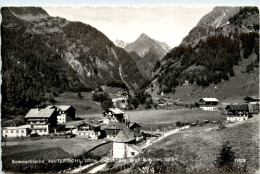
[114,39,129,48]
[7,7,50,20]
[139,33,151,40]
[181,6,258,46]
[197,7,240,28]
[124,33,171,79]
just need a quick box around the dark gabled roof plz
[129,122,141,128]
[57,105,75,111]
[113,128,135,143]
[47,105,75,111]
[102,122,127,130]
[225,104,248,111]
[158,98,166,102]
[25,108,56,118]
[244,96,260,101]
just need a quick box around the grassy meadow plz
[2,137,111,172]
[2,138,107,156]
[79,109,225,127]
[142,114,259,173]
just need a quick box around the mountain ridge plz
[149,6,259,101]
[1,7,145,116]
[124,33,171,79]
[181,6,259,46]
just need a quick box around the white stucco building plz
[2,125,31,137]
[112,128,141,159]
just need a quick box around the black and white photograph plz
[1,1,259,173]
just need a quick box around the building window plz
[131,152,135,156]
[21,130,24,133]
[11,130,13,133]
[16,130,19,133]
[6,130,8,133]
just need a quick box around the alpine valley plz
[1,7,145,116]
[1,6,260,174]
[148,7,259,103]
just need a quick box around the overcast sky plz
[44,7,214,48]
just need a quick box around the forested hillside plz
[1,7,145,117]
[1,28,88,117]
[152,7,259,95]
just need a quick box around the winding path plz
[141,125,190,149]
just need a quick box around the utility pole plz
[5,135,7,147]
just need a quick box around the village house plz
[129,122,143,141]
[103,121,142,139]
[225,104,250,122]
[195,98,219,111]
[121,92,129,100]
[24,107,58,135]
[244,96,260,104]
[102,108,129,124]
[76,120,102,140]
[112,128,141,159]
[103,122,128,139]
[129,122,141,134]
[47,105,75,124]
[158,98,167,106]
[55,105,75,124]
[112,98,127,109]
[2,125,31,138]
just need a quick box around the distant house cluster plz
[64,107,142,159]
[2,106,142,152]
[194,96,259,122]
[111,93,129,109]
[2,105,142,159]
[2,105,75,137]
